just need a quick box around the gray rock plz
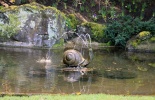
[126,31,155,52]
[0,2,66,48]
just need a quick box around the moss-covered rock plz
[81,22,106,42]
[126,31,155,52]
[0,2,67,48]
[137,31,151,40]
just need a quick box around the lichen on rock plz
[126,31,155,52]
[0,2,67,48]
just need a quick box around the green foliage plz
[53,38,64,48]
[0,6,4,10]
[105,16,133,47]
[1,94,155,100]
[118,0,152,20]
[148,63,155,68]
[0,14,20,39]
[105,15,155,47]
[98,4,118,22]
[130,31,152,48]
[130,39,141,48]
[65,14,79,29]
[150,37,155,42]
[138,31,150,40]
[82,22,106,42]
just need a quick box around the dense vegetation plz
[1,0,155,21]
[1,0,155,48]
[105,16,155,47]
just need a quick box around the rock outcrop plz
[0,2,66,48]
[126,31,155,52]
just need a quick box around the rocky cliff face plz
[0,2,66,48]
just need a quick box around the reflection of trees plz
[0,47,62,94]
[0,57,6,74]
[126,52,155,72]
[0,50,17,93]
[27,49,60,93]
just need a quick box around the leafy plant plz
[0,14,20,40]
[65,14,79,29]
[105,15,155,47]
[82,22,106,42]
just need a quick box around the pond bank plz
[0,42,117,50]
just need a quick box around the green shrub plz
[65,14,79,30]
[82,22,106,42]
[0,14,20,40]
[105,16,155,47]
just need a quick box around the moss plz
[52,38,64,48]
[131,39,141,48]
[138,31,150,40]
[0,14,20,39]
[148,63,155,68]
[139,31,150,37]
[65,14,79,29]
[23,2,44,11]
[137,66,148,71]
[81,22,106,42]
[0,2,66,36]
[131,31,151,48]
[150,36,155,42]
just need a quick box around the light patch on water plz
[36,57,51,63]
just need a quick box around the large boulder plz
[126,31,155,52]
[0,2,66,48]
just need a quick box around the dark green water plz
[0,47,155,95]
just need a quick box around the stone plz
[126,31,155,52]
[0,2,66,48]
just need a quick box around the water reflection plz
[62,70,93,94]
[64,71,82,83]
[0,47,155,95]
[103,69,137,79]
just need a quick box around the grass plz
[0,94,155,100]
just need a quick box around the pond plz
[0,47,155,95]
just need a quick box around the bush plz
[82,22,106,42]
[0,14,20,39]
[105,16,155,47]
[65,14,79,30]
